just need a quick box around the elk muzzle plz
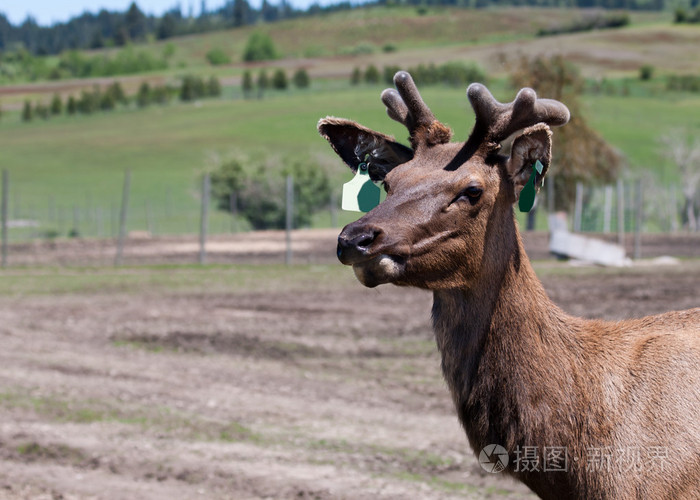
[337,222,408,288]
[337,225,382,265]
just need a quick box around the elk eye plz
[452,185,483,205]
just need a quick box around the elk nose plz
[337,227,381,265]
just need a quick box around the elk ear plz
[318,117,414,182]
[506,123,552,193]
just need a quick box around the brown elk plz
[318,71,700,499]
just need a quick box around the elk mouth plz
[350,254,407,288]
[336,225,409,287]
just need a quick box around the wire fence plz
[0,169,697,268]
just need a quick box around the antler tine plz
[381,71,452,148]
[381,71,436,132]
[381,88,410,129]
[467,83,570,145]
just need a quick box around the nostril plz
[337,227,382,263]
[352,229,380,251]
[356,233,377,249]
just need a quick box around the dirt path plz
[5,229,700,267]
[0,239,698,499]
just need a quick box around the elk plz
[318,71,700,499]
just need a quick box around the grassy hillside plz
[0,7,698,240]
[1,79,698,238]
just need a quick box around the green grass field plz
[0,7,698,240]
[1,80,699,239]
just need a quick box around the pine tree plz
[50,93,63,115]
[364,65,380,84]
[350,67,362,86]
[242,70,254,99]
[137,82,151,107]
[22,100,33,122]
[272,69,287,90]
[35,102,49,120]
[67,96,77,115]
[207,76,222,96]
[256,70,269,99]
[292,68,310,89]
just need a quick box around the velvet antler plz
[381,71,452,149]
[466,83,570,149]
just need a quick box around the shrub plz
[364,65,380,84]
[667,74,700,92]
[35,102,49,120]
[639,65,654,81]
[350,67,362,86]
[180,75,206,101]
[673,8,700,24]
[137,82,151,107]
[22,100,33,122]
[537,13,630,37]
[106,81,127,104]
[383,43,398,53]
[292,68,310,89]
[78,90,99,114]
[211,157,331,230]
[271,69,288,90]
[57,47,168,79]
[66,96,77,115]
[242,70,254,98]
[100,91,116,111]
[151,85,172,105]
[379,61,486,88]
[243,32,278,62]
[256,70,269,98]
[206,47,231,66]
[50,93,63,115]
[207,76,222,97]
[437,61,487,86]
[383,65,401,85]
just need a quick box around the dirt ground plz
[0,230,698,500]
[5,229,700,267]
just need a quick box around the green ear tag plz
[341,161,381,213]
[518,160,543,213]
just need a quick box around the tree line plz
[13,66,313,123]
[0,31,275,83]
[0,0,308,56]
[351,61,486,87]
[0,0,681,57]
[19,75,222,122]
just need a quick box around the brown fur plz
[320,72,700,499]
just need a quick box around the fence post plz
[603,185,612,234]
[573,182,583,232]
[199,173,210,265]
[616,178,625,248]
[285,174,293,265]
[1,170,8,268]
[72,206,80,236]
[114,169,131,267]
[669,184,678,232]
[229,191,238,233]
[634,179,643,260]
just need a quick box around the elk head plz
[319,71,570,289]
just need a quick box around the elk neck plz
[431,209,588,452]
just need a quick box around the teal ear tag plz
[518,160,543,213]
[341,161,381,213]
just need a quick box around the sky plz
[1,0,328,26]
